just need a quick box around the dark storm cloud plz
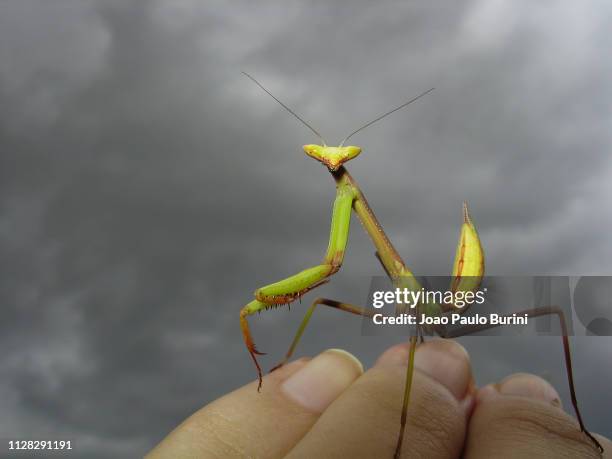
[1,1,611,457]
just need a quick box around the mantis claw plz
[582,429,604,454]
[252,346,266,356]
[248,348,264,392]
[240,300,269,390]
[269,360,286,373]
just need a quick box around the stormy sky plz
[1,1,611,457]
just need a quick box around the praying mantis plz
[238,73,603,457]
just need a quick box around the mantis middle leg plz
[269,297,375,372]
[240,183,355,389]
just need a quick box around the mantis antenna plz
[242,72,327,146]
[339,87,434,147]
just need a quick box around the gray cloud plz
[1,1,611,457]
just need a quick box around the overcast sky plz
[1,1,611,457]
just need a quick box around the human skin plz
[146,340,611,458]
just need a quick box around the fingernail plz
[281,349,363,413]
[376,340,471,400]
[477,384,499,403]
[497,373,562,406]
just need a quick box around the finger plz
[464,373,605,458]
[286,339,475,459]
[146,349,363,459]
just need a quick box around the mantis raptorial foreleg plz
[269,297,374,372]
[240,182,355,389]
[268,245,429,373]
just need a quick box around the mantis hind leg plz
[438,306,603,454]
[240,184,355,390]
[269,297,374,373]
[394,335,418,459]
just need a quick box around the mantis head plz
[303,145,361,171]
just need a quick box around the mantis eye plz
[344,146,361,160]
[303,144,321,157]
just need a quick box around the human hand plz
[146,340,611,458]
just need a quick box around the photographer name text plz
[372,312,529,326]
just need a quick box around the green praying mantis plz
[238,73,603,457]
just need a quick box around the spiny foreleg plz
[240,183,355,390]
